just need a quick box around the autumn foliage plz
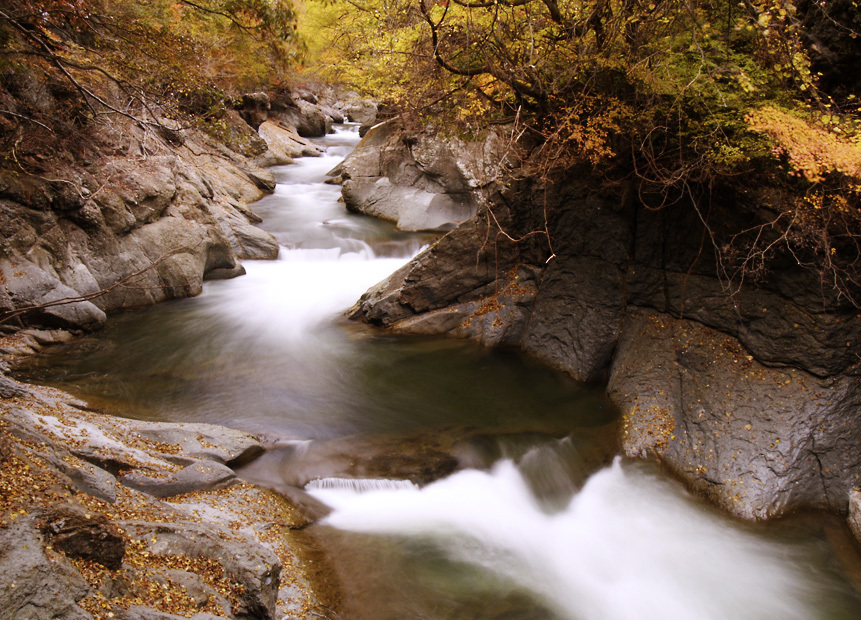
[302,0,861,305]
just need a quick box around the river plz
[16,125,861,619]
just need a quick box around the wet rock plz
[350,168,861,520]
[18,329,76,346]
[38,503,126,569]
[120,460,236,498]
[203,263,247,281]
[0,517,92,620]
[120,521,281,620]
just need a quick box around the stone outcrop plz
[0,375,325,620]
[0,112,279,334]
[349,147,861,521]
[0,83,352,335]
[333,121,515,231]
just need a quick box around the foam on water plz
[310,458,830,620]
[200,247,410,341]
[306,477,419,493]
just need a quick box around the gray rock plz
[350,168,861,521]
[120,459,236,498]
[850,490,861,543]
[339,122,504,231]
[118,420,264,466]
[214,206,279,260]
[120,521,281,620]
[607,308,861,520]
[45,451,118,503]
[520,256,627,382]
[151,570,221,608]
[0,109,285,333]
[0,517,92,620]
[257,120,322,160]
[118,607,230,620]
[0,374,31,398]
[270,94,329,138]
[0,258,106,331]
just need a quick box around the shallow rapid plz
[17,125,861,619]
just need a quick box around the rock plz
[0,517,92,620]
[120,459,237,498]
[850,490,861,543]
[319,105,344,124]
[0,258,106,331]
[607,308,861,520]
[350,168,861,520]
[0,374,31,398]
[270,93,329,138]
[118,420,265,466]
[151,570,222,608]
[258,119,322,160]
[336,93,377,125]
[38,503,126,569]
[0,105,287,333]
[18,329,76,346]
[120,521,281,620]
[117,607,231,620]
[203,263,247,281]
[45,450,118,503]
[213,207,279,260]
[244,167,276,193]
[339,122,511,231]
[237,92,271,129]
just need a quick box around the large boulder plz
[270,91,329,138]
[338,122,513,232]
[608,308,861,519]
[257,120,322,161]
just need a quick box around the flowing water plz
[16,125,861,619]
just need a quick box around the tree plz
[304,0,861,306]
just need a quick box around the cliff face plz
[348,133,861,521]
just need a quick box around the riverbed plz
[15,125,861,620]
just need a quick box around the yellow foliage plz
[746,107,861,184]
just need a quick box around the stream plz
[16,125,861,619]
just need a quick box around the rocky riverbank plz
[344,122,861,526]
[0,85,374,335]
[0,84,375,620]
[0,372,340,620]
